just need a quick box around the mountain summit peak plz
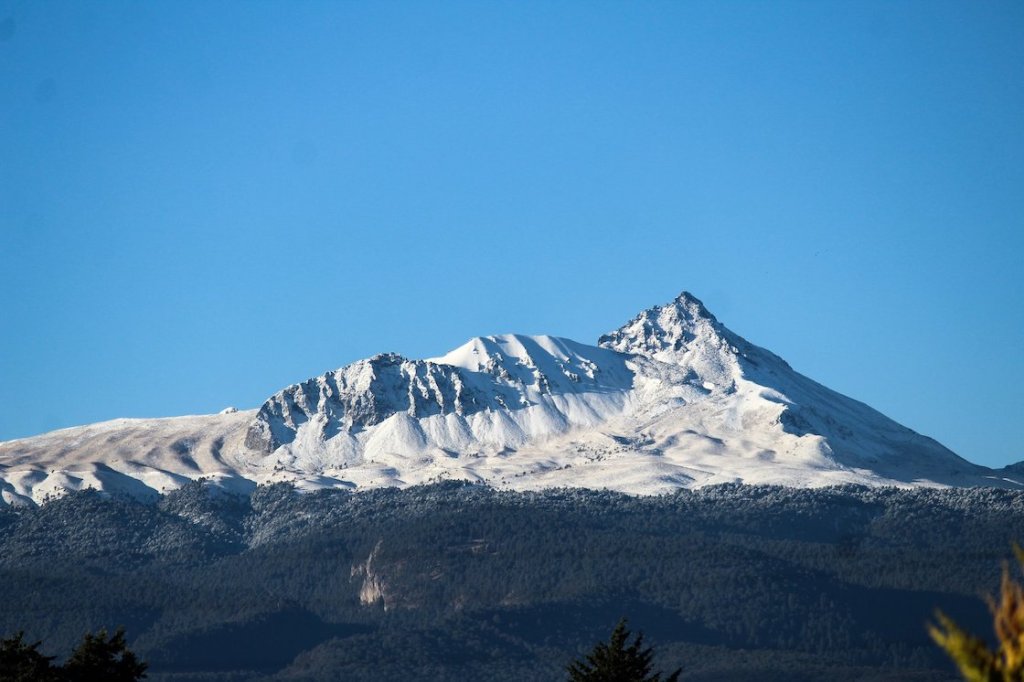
[673,289,711,309]
[598,290,723,359]
[663,290,719,322]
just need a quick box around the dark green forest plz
[1,481,1021,681]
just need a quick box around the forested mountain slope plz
[1,482,1020,680]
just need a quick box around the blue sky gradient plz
[1,1,1022,467]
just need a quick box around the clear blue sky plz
[1,1,1022,467]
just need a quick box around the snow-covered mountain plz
[1,292,1019,505]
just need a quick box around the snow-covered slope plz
[243,335,636,471]
[1,292,1019,505]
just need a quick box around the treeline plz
[0,481,1021,680]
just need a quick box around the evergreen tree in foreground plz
[0,632,59,681]
[63,627,147,681]
[0,627,146,682]
[930,545,1024,681]
[567,618,681,682]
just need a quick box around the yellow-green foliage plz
[930,545,1024,681]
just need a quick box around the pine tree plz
[567,618,681,682]
[0,631,59,681]
[62,627,147,681]
[930,544,1024,682]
